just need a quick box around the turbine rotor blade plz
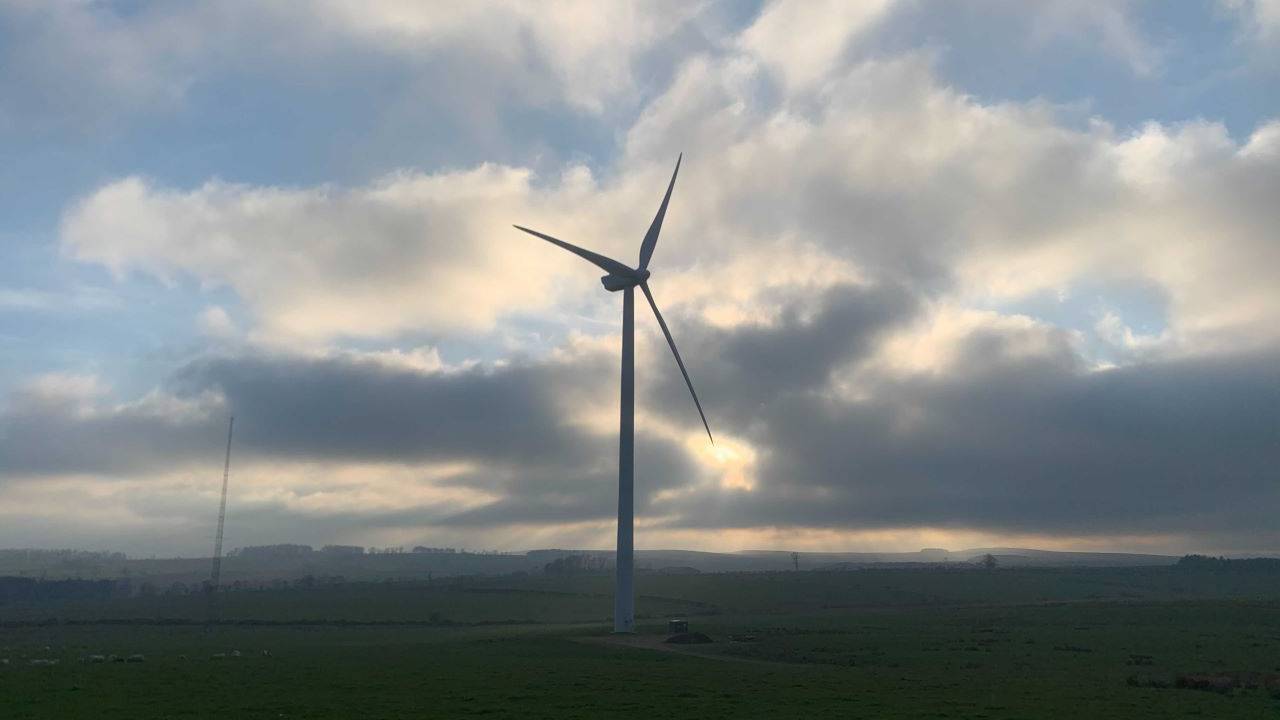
[513,225,633,277]
[640,282,713,444]
[637,154,681,270]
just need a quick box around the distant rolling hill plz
[644,547,1178,571]
[0,545,1180,585]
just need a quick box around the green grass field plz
[4,567,1280,718]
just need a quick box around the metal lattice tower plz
[210,415,234,592]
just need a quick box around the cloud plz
[1024,1,1164,77]
[61,167,583,341]
[312,0,706,113]
[0,286,120,313]
[16,1,1280,556]
[656,316,1280,552]
[172,348,612,467]
[1094,310,1171,360]
[739,0,896,93]
[0,0,711,136]
[0,341,710,551]
[0,2,198,133]
[0,372,223,478]
[198,306,237,339]
[5,304,1279,555]
[60,6,1280,354]
[1223,0,1280,45]
[625,48,1280,354]
[642,281,921,423]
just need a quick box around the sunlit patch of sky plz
[986,279,1170,367]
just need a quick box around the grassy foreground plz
[4,568,1280,718]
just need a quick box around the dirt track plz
[574,633,791,667]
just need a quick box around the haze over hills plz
[0,546,1184,588]
[730,548,1181,569]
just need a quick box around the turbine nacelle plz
[601,268,649,292]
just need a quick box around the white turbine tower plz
[515,154,712,634]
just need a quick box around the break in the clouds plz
[2,1,1279,556]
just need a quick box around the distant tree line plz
[1177,555,1280,571]
[229,544,316,560]
[543,554,612,575]
[0,549,129,578]
[0,549,127,563]
[228,544,511,560]
[0,577,124,604]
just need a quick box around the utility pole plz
[792,552,799,571]
[208,416,234,619]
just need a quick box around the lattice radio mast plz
[210,415,234,592]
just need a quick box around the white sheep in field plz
[88,654,106,663]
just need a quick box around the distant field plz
[7,565,1280,624]
[4,567,1280,718]
[0,582,700,626]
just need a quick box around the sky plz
[1,0,1278,557]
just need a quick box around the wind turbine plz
[514,154,711,634]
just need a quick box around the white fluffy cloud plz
[738,0,896,93]
[630,46,1280,355]
[62,167,582,340]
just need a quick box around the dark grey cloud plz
[172,351,609,468]
[658,329,1280,543]
[0,345,701,528]
[0,383,222,478]
[644,281,921,426]
[176,350,705,527]
[0,348,610,478]
[436,433,703,528]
